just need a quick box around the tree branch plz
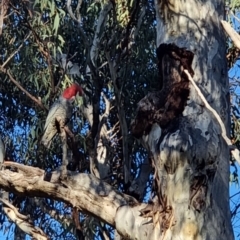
[1,31,31,68]
[0,162,163,240]
[0,68,47,111]
[92,93,111,178]
[90,2,113,66]
[0,163,136,225]
[29,198,75,231]
[230,10,240,23]
[0,0,9,36]
[106,52,130,184]
[221,20,240,50]
[129,155,152,201]
[0,198,49,240]
[22,20,56,95]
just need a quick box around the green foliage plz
[0,0,157,238]
[230,0,240,10]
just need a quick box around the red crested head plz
[62,84,83,100]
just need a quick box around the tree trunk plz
[131,0,234,239]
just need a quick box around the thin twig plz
[0,68,47,111]
[1,31,31,68]
[106,52,130,184]
[23,21,55,95]
[60,128,68,175]
[66,0,89,47]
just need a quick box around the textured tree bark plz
[131,0,234,239]
[0,1,234,239]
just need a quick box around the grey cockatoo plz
[41,84,83,148]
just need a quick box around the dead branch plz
[221,20,240,50]
[0,198,49,240]
[0,31,46,110]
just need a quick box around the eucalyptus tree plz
[0,0,235,239]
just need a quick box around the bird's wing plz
[43,100,62,130]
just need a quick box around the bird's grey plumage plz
[41,84,83,149]
[0,137,5,164]
[41,97,73,148]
